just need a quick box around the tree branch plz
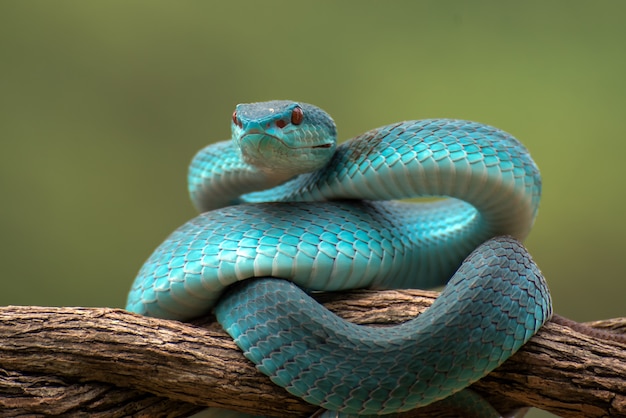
[0,289,624,417]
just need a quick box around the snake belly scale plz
[126,101,551,416]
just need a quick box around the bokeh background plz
[1,2,625,417]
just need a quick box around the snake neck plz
[235,120,541,242]
[188,140,295,212]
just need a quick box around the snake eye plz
[291,106,304,125]
[232,111,242,128]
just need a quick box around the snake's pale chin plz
[238,134,335,178]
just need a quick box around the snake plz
[126,100,552,417]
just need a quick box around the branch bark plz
[0,289,624,418]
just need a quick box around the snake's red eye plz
[291,106,304,125]
[232,111,242,128]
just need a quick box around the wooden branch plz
[0,289,624,418]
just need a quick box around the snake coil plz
[126,101,551,417]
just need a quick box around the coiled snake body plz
[126,101,552,417]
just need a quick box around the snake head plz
[232,100,337,177]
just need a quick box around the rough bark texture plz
[0,289,624,418]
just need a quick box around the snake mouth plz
[238,130,335,176]
[240,131,332,150]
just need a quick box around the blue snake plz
[126,100,552,417]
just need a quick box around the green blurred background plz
[1,2,625,417]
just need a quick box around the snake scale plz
[126,101,552,417]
